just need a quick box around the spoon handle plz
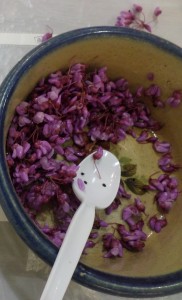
[40,201,95,300]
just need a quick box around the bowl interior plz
[4,31,182,279]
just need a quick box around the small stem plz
[149,170,161,179]
[93,159,102,179]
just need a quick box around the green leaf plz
[124,178,146,195]
[119,156,132,164]
[122,164,137,177]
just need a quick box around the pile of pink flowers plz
[115,4,162,33]
[6,63,181,258]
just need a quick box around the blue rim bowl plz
[1,26,182,298]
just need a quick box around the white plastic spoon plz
[40,150,121,300]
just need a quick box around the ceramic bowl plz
[0,26,182,298]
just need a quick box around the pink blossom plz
[154,7,162,17]
[166,91,181,108]
[118,224,147,251]
[115,4,162,33]
[142,23,152,33]
[133,4,143,13]
[153,140,171,153]
[93,146,103,160]
[103,233,123,258]
[116,10,135,27]
[149,216,167,233]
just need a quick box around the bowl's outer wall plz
[1,26,182,297]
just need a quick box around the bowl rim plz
[0,26,182,298]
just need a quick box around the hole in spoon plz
[102,183,106,187]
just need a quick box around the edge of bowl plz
[0,26,182,298]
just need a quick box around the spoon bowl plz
[72,150,121,208]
